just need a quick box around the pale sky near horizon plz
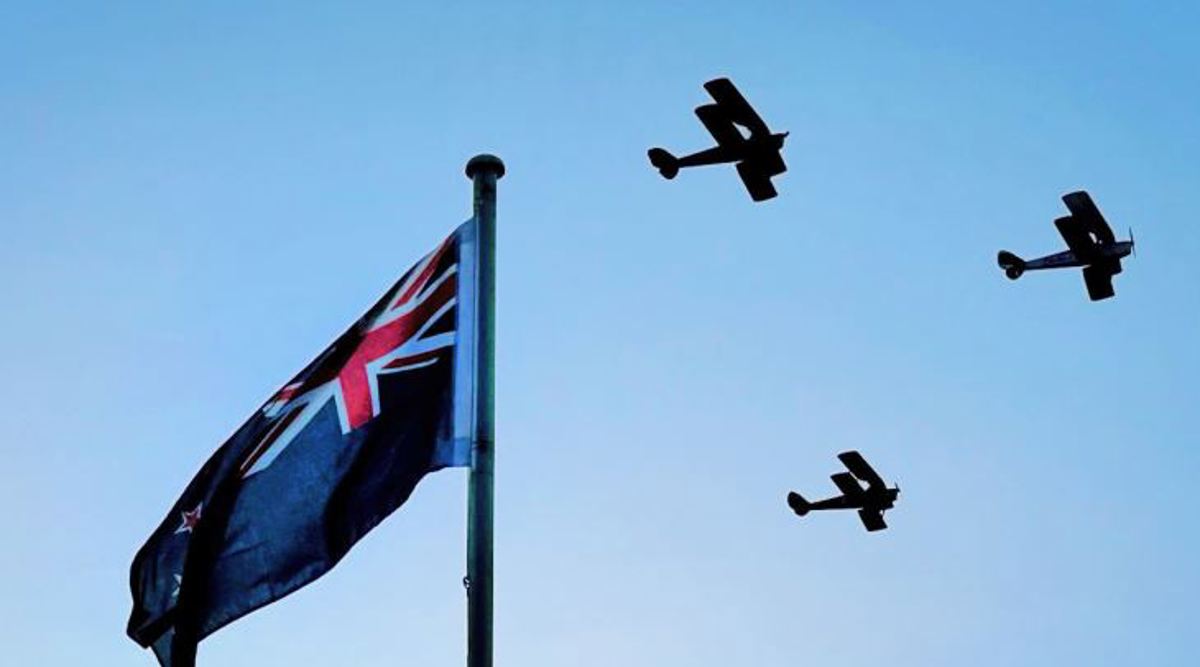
[2,2,1198,666]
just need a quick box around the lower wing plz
[857,509,888,532]
[1083,262,1118,301]
[736,162,778,201]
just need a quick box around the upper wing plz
[1083,262,1118,301]
[695,104,747,149]
[838,450,885,490]
[736,161,779,202]
[857,509,888,532]
[830,472,864,498]
[703,78,770,137]
[1062,191,1116,245]
[1054,215,1100,261]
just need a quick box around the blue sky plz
[2,2,1197,665]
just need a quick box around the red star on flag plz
[174,503,203,534]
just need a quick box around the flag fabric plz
[127,218,482,666]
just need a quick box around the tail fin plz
[647,148,679,179]
[997,250,1025,280]
[786,492,810,516]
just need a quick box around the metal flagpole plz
[465,154,503,667]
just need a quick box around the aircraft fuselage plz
[808,488,898,512]
[1024,240,1133,271]
[675,132,788,170]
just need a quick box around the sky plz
[2,2,1198,665]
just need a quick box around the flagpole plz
[465,154,503,667]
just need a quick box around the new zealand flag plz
[127,219,481,666]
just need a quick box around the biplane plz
[787,451,899,532]
[998,191,1135,301]
[648,77,788,201]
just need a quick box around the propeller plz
[1129,227,1136,257]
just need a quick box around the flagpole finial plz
[465,154,505,180]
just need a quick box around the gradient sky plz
[2,2,1198,666]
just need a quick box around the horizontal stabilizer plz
[787,492,809,516]
[997,250,1025,280]
[647,148,679,179]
